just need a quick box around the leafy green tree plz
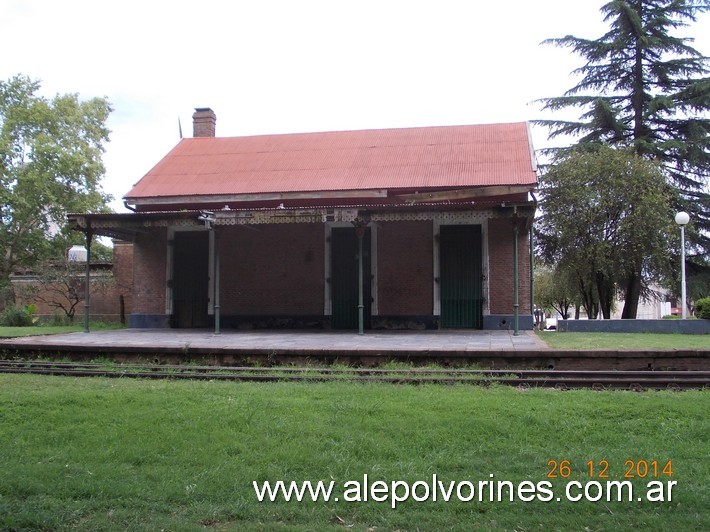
[534,263,578,320]
[687,254,710,302]
[538,147,674,318]
[0,74,112,305]
[535,0,710,268]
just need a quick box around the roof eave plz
[124,188,389,208]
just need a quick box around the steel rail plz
[1,359,708,378]
[0,360,708,389]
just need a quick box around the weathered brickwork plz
[111,240,134,319]
[132,228,167,314]
[13,240,135,323]
[86,217,534,328]
[219,224,324,315]
[377,221,433,315]
[487,218,531,315]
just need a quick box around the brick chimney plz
[192,107,216,137]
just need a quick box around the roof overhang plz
[69,200,536,241]
[396,185,534,203]
[125,188,388,209]
[124,184,537,211]
[67,211,205,240]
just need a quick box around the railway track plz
[1,359,708,389]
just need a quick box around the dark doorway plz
[331,227,372,330]
[440,225,483,328]
[172,231,209,328]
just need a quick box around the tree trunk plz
[578,275,597,319]
[596,272,613,319]
[621,270,642,319]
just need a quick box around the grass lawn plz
[0,375,707,531]
[537,331,710,350]
[0,322,124,338]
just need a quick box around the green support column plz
[83,228,93,333]
[530,226,534,327]
[214,228,221,335]
[353,217,368,335]
[357,228,364,336]
[513,222,519,336]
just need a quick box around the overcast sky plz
[2,0,708,212]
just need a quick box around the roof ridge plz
[182,121,530,141]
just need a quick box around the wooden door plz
[172,231,209,328]
[440,225,483,328]
[331,228,371,329]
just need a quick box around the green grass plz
[537,331,710,350]
[0,375,707,531]
[0,322,124,338]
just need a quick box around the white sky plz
[1,0,708,212]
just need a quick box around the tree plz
[687,253,710,302]
[537,147,674,319]
[0,75,112,305]
[535,0,710,312]
[16,259,114,323]
[534,263,578,320]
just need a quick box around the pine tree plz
[536,0,709,318]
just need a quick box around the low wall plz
[129,314,171,328]
[483,314,534,331]
[557,319,710,334]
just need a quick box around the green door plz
[172,231,209,328]
[440,225,483,328]
[331,228,372,330]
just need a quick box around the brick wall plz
[13,240,135,323]
[112,240,133,320]
[377,221,433,315]
[219,224,324,315]
[487,218,531,315]
[132,228,167,314]
[114,217,532,327]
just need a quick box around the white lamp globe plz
[675,211,690,226]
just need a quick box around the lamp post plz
[674,211,690,319]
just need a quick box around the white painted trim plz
[324,224,332,316]
[433,220,440,316]
[324,222,377,317]
[166,225,212,316]
[208,229,215,315]
[371,224,379,316]
[166,227,175,316]
[482,219,490,316]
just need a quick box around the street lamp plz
[674,211,690,319]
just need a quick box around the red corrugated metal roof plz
[125,122,537,202]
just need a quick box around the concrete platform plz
[1,329,708,370]
[0,328,547,353]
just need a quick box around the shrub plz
[695,297,710,319]
[38,313,72,327]
[0,304,37,327]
